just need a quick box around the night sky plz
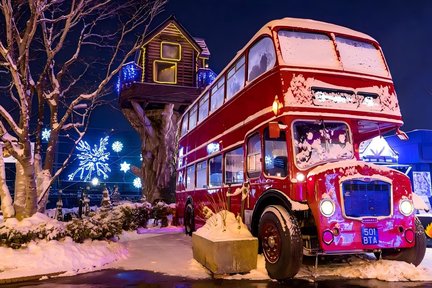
[94,1,432,136]
[156,0,432,132]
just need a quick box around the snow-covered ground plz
[0,224,431,283]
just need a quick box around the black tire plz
[380,217,426,266]
[184,203,195,236]
[258,205,303,280]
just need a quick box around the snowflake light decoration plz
[133,177,142,188]
[42,128,51,142]
[68,136,111,181]
[112,141,123,153]
[120,161,130,173]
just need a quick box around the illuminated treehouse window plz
[154,60,177,84]
[161,42,181,61]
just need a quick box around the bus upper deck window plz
[210,76,225,112]
[278,30,339,69]
[198,92,209,123]
[181,114,188,136]
[335,37,389,77]
[227,56,245,100]
[247,37,276,82]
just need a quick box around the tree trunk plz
[36,169,51,212]
[23,161,38,217]
[123,104,179,203]
[14,161,27,219]
[0,144,15,218]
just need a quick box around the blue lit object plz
[206,142,220,154]
[91,177,99,186]
[197,68,217,88]
[42,128,51,142]
[120,161,131,173]
[68,136,111,181]
[133,177,142,188]
[112,141,123,153]
[342,180,391,217]
[115,62,142,94]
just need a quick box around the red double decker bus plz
[175,17,426,280]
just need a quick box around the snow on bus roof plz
[181,17,378,119]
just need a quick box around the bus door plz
[224,146,246,217]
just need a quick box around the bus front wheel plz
[258,205,303,280]
[379,217,426,266]
[184,203,195,236]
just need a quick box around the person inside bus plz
[249,53,268,81]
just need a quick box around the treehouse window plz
[161,42,181,61]
[154,60,177,84]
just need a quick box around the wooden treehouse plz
[117,16,216,202]
[118,16,216,113]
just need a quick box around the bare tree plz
[0,0,166,219]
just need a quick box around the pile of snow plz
[0,235,127,280]
[194,210,253,240]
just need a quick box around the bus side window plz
[247,133,262,178]
[177,169,185,190]
[198,92,209,123]
[247,37,276,82]
[181,113,188,136]
[264,127,288,177]
[210,76,225,112]
[186,165,195,190]
[225,146,244,184]
[196,160,207,188]
[189,104,198,130]
[209,155,222,187]
[227,56,245,100]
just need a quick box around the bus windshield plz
[278,30,389,77]
[293,120,354,169]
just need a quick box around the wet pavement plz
[4,269,432,288]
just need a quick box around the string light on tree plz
[120,161,131,173]
[112,141,123,153]
[42,128,51,142]
[133,177,142,188]
[91,177,99,186]
[68,136,111,181]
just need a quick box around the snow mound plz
[0,237,127,280]
[194,210,253,241]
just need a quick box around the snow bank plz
[0,237,127,280]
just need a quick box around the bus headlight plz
[296,172,305,182]
[399,199,414,216]
[320,199,335,217]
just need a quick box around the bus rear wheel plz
[379,217,426,266]
[258,205,303,280]
[184,203,195,236]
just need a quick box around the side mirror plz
[396,128,409,141]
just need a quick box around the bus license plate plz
[361,227,379,245]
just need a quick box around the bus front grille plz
[341,180,391,218]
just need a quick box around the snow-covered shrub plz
[0,213,65,249]
[118,202,152,230]
[152,201,175,227]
